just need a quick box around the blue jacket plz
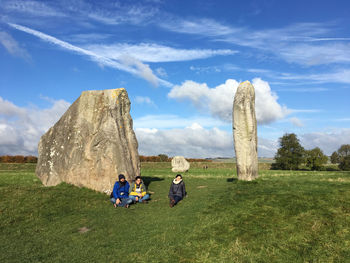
[112,181,130,199]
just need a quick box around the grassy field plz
[1,162,350,262]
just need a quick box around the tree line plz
[139,154,211,162]
[272,133,350,171]
[0,155,38,163]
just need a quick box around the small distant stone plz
[171,156,190,172]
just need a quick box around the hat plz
[118,174,125,180]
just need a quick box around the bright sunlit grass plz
[1,163,350,262]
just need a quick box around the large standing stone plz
[36,88,140,193]
[233,81,258,181]
[171,156,190,172]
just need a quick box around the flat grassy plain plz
[1,162,350,263]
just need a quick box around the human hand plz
[135,197,139,201]
[116,198,121,205]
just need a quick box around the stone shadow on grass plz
[226,178,238,182]
[142,177,164,188]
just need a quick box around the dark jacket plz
[168,180,186,198]
[112,181,130,199]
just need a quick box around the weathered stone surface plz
[233,81,258,181]
[36,88,140,193]
[171,156,190,172]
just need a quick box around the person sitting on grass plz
[129,176,150,204]
[111,174,133,208]
[168,174,186,208]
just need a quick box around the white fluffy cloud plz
[0,96,70,155]
[135,124,277,158]
[168,78,288,124]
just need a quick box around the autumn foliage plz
[0,155,38,163]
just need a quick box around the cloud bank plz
[0,96,70,155]
[0,97,348,158]
[135,124,278,158]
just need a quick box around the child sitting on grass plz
[129,176,150,203]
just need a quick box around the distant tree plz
[305,147,328,170]
[272,133,305,170]
[337,144,350,171]
[338,144,350,158]
[158,154,169,162]
[339,156,350,171]
[330,151,340,164]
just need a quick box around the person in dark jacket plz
[168,174,186,207]
[111,174,132,208]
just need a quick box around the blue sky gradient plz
[0,0,349,157]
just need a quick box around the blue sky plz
[0,0,349,158]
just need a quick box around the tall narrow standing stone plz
[36,88,140,194]
[233,81,258,181]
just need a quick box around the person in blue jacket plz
[110,174,133,208]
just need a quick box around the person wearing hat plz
[168,174,187,208]
[129,176,150,204]
[110,174,132,208]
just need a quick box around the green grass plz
[1,162,350,262]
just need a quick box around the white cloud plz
[189,65,222,74]
[134,115,226,129]
[135,125,277,158]
[136,126,350,158]
[83,2,159,25]
[0,96,70,155]
[289,117,304,127]
[168,78,289,124]
[278,43,350,66]
[119,55,159,86]
[161,18,350,66]
[2,0,66,17]
[160,18,240,37]
[8,23,172,87]
[85,43,237,63]
[68,33,113,43]
[0,31,29,59]
[274,69,350,84]
[155,67,167,78]
[1,0,156,25]
[0,96,26,116]
[134,96,156,107]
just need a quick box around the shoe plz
[169,199,175,208]
[113,203,117,208]
[124,204,129,208]
[142,200,148,204]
